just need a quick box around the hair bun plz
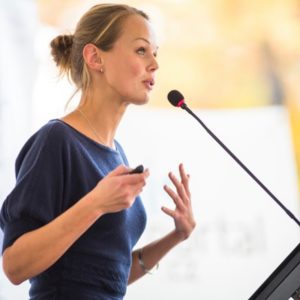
[50,34,74,73]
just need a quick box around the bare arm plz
[2,165,149,285]
[128,230,184,284]
[128,163,196,284]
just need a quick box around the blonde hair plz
[50,4,148,93]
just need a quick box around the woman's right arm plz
[2,165,148,285]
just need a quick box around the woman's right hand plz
[89,165,149,214]
[2,164,149,285]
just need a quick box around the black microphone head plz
[167,90,186,108]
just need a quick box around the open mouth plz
[143,79,155,90]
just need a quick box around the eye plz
[137,47,146,55]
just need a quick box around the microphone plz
[167,89,300,227]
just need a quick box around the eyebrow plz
[133,37,159,50]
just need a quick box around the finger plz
[179,163,189,183]
[163,185,185,210]
[131,186,144,198]
[108,164,130,177]
[179,163,191,198]
[128,168,150,178]
[161,206,176,218]
[143,168,150,178]
[122,170,149,185]
[169,172,188,202]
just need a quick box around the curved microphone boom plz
[167,89,300,227]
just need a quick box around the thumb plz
[107,164,130,177]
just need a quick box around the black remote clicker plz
[129,165,144,174]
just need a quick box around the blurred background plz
[0,0,300,299]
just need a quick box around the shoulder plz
[37,119,74,144]
[15,120,75,173]
[24,119,75,149]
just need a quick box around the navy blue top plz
[0,119,147,299]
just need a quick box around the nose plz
[149,55,159,72]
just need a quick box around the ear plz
[82,43,104,71]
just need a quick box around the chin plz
[137,96,150,105]
[128,94,150,106]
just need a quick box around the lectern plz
[249,242,300,300]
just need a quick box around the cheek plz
[112,62,144,95]
[130,62,143,77]
[105,56,145,95]
[120,58,143,78]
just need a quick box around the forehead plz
[117,14,157,48]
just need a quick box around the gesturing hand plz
[162,163,196,240]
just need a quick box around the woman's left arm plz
[128,163,196,284]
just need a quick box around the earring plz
[100,67,104,73]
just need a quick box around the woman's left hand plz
[162,163,196,241]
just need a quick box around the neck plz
[81,91,127,147]
[64,87,128,149]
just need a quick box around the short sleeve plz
[0,123,66,253]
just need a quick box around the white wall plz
[0,0,38,249]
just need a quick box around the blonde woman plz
[0,4,196,299]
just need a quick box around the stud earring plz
[100,67,104,73]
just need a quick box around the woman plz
[0,3,196,299]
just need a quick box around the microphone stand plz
[176,101,300,299]
[181,103,300,227]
